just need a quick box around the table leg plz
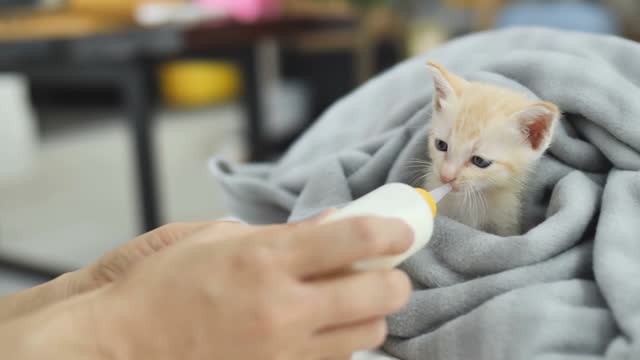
[121,64,161,232]
[0,256,61,281]
[239,45,268,162]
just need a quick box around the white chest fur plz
[436,189,522,236]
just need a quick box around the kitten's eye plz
[435,139,448,152]
[471,156,492,168]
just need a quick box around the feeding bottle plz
[321,183,451,270]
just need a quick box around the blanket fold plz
[210,28,640,359]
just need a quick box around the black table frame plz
[0,47,262,279]
[0,19,356,279]
[22,48,266,231]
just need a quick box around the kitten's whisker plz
[473,184,489,215]
[510,177,526,188]
[461,183,472,211]
[468,186,479,218]
[405,160,430,171]
[455,181,488,227]
[411,173,430,187]
[407,173,424,187]
[408,168,433,187]
[405,158,434,187]
[406,160,432,167]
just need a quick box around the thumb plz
[260,208,338,233]
[294,208,338,225]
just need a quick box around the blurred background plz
[0,0,637,292]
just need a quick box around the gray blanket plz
[210,28,640,359]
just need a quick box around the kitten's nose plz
[440,173,457,184]
[440,165,457,184]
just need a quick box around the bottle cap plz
[415,188,438,217]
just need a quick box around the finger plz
[303,208,338,224]
[188,221,267,245]
[99,222,216,270]
[143,222,216,250]
[186,220,302,250]
[209,209,336,238]
[284,217,414,277]
[262,208,339,231]
[197,221,255,240]
[82,222,219,290]
[310,269,411,328]
[311,318,388,357]
[320,355,353,360]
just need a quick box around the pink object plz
[196,0,281,22]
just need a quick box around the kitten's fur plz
[423,62,560,236]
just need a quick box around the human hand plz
[87,216,413,360]
[0,221,233,322]
[74,221,239,293]
[75,212,335,294]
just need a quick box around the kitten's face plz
[425,62,559,193]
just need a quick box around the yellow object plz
[415,188,438,217]
[159,61,241,108]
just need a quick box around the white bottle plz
[321,183,451,271]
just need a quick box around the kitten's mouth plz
[433,179,460,192]
[451,184,474,194]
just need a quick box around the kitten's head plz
[426,62,559,193]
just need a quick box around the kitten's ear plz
[427,61,467,112]
[513,101,560,152]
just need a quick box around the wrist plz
[66,267,101,295]
[81,284,146,360]
[73,286,133,360]
[0,271,85,323]
[0,290,111,360]
[23,286,135,360]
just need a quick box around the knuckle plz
[251,303,284,336]
[250,287,307,338]
[349,219,384,256]
[349,218,373,238]
[380,270,399,290]
[382,271,412,310]
[294,286,320,312]
[157,223,181,233]
[368,320,389,348]
[152,223,184,247]
[394,221,414,245]
[329,289,358,320]
[232,246,276,272]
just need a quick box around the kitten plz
[423,62,560,236]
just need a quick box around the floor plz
[0,104,246,295]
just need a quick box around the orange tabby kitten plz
[423,62,560,236]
